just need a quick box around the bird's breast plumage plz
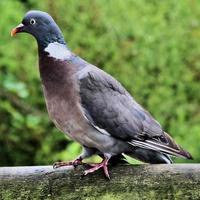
[39,52,87,137]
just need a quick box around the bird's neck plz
[40,42,72,61]
[38,41,88,70]
[37,25,66,50]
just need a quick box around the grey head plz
[11,10,66,49]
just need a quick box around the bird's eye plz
[30,18,36,25]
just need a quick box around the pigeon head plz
[11,10,66,49]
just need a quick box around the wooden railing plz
[0,164,200,199]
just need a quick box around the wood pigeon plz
[11,10,192,178]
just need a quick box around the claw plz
[53,158,82,169]
[83,157,110,179]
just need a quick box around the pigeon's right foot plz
[53,158,82,169]
[83,157,110,179]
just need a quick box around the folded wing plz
[78,65,192,159]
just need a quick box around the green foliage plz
[1,0,200,165]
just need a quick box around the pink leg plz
[83,157,110,179]
[53,157,82,169]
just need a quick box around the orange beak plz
[11,23,24,37]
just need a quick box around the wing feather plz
[77,65,192,159]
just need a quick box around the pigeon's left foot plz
[83,157,110,179]
[53,158,82,169]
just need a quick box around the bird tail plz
[128,132,193,160]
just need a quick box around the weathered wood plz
[0,164,200,200]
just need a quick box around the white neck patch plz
[44,42,72,60]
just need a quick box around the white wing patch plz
[44,42,72,60]
[92,124,111,136]
[80,106,111,137]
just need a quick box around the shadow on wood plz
[0,164,200,199]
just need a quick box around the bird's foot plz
[53,158,82,169]
[83,158,110,179]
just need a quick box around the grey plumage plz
[77,64,192,160]
[12,10,192,178]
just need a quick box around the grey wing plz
[78,65,163,141]
[78,65,192,159]
[77,65,192,160]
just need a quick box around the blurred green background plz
[0,0,200,166]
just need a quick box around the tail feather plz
[128,132,193,160]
